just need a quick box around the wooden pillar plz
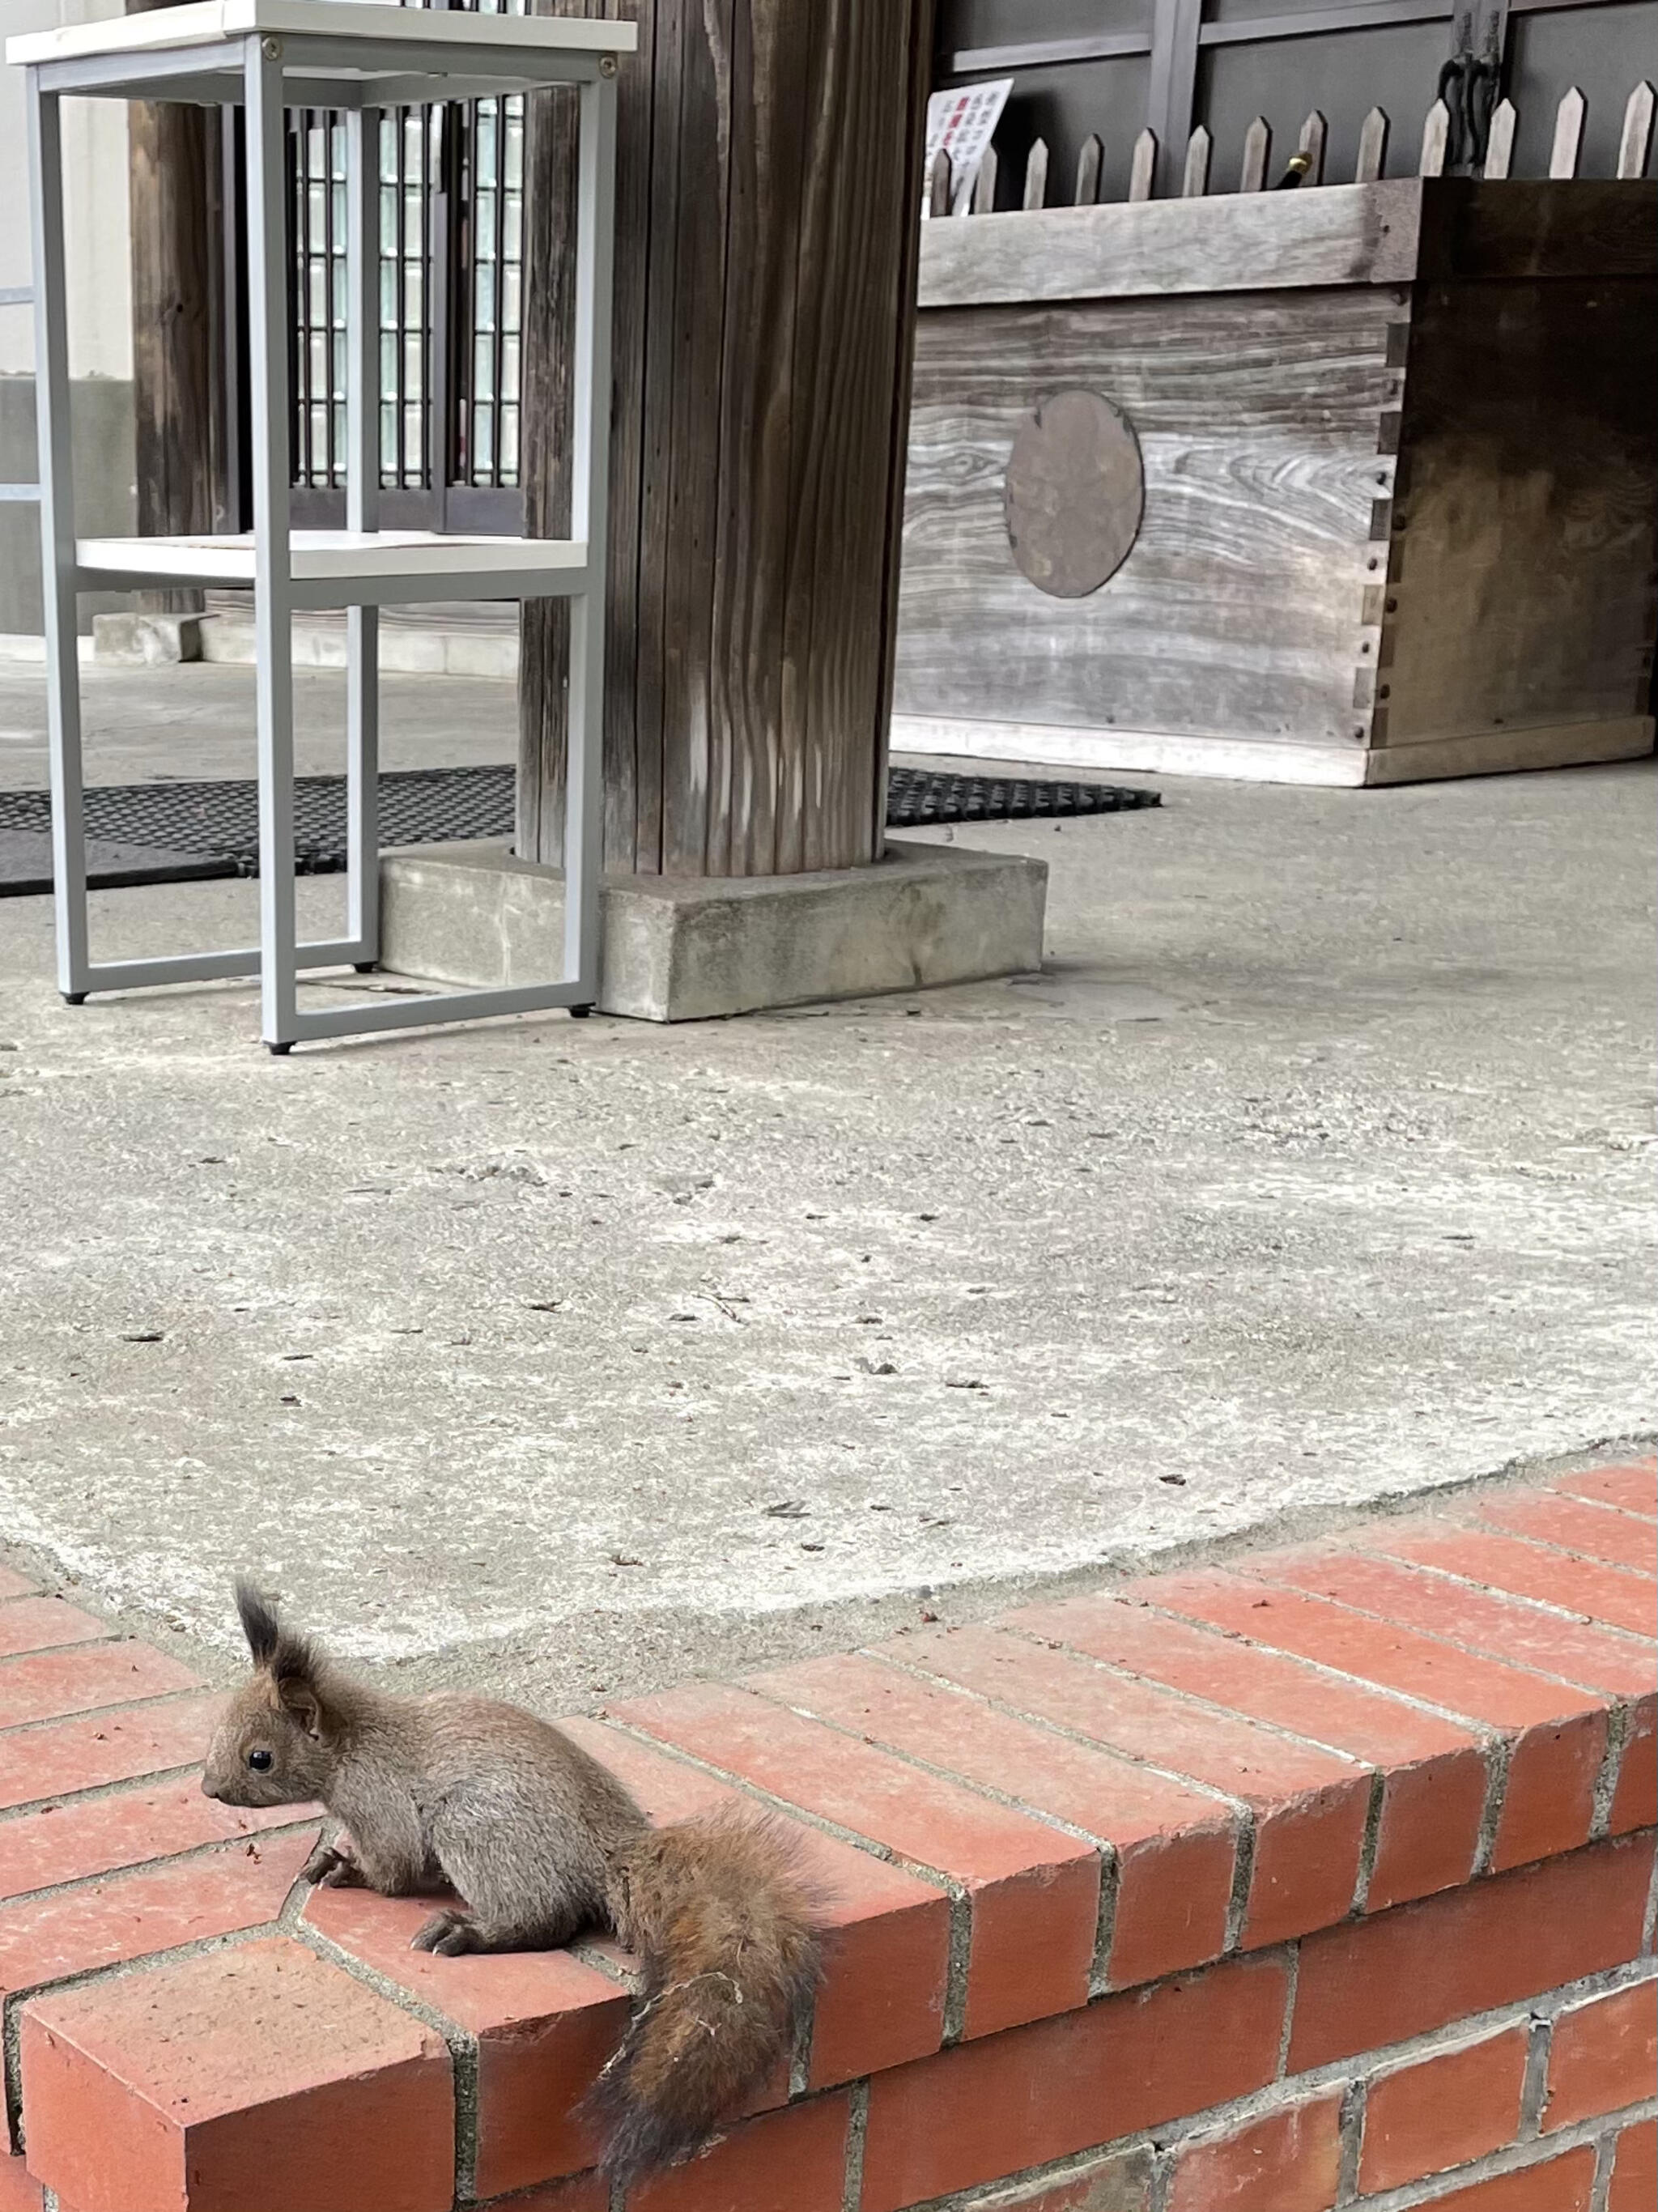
[125,0,219,609]
[519,0,937,878]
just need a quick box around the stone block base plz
[379,837,1048,1022]
[91,612,204,666]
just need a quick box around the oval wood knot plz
[1004,389,1146,599]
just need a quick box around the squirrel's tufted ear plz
[233,1576,324,1700]
[235,1577,284,1666]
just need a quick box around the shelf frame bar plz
[23,23,619,1048]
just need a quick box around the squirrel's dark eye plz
[246,1748,274,1772]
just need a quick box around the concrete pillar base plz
[380,838,1048,1023]
[91,612,203,666]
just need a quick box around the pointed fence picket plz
[924,75,1656,219]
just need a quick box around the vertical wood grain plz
[1240,117,1271,193]
[1129,129,1158,202]
[929,147,952,218]
[1355,107,1390,184]
[1074,134,1103,208]
[1483,97,1516,179]
[520,0,933,876]
[1618,82,1655,180]
[1298,109,1328,186]
[1549,87,1586,178]
[1419,98,1450,177]
[1182,125,1211,198]
[1022,138,1049,211]
[126,0,217,614]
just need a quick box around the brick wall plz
[1,1454,1652,2212]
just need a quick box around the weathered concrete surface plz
[0,663,1652,1712]
[0,654,517,789]
[381,837,1049,1021]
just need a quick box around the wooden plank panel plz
[1414,180,1658,281]
[787,0,933,872]
[1355,107,1390,185]
[917,181,1425,309]
[1618,83,1655,180]
[1074,134,1102,209]
[1239,115,1271,193]
[895,289,1397,748]
[1182,125,1211,198]
[657,0,729,872]
[704,0,810,874]
[1483,98,1516,181]
[1380,274,1658,745]
[521,0,929,878]
[520,0,653,874]
[127,0,218,616]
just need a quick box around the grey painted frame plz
[23,21,619,1052]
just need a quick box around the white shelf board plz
[7,1,636,70]
[77,530,588,589]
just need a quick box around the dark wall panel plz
[956,57,1155,202]
[1507,2,1658,177]
[1197,23,1453,184]
[936,0,1653,187]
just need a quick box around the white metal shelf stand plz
[8,0,631,1050]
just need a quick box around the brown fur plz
[593,1806,823,2181]
[202,1580,823,2182]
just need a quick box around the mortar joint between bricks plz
[1086,1843,1120,1997]
[941,1884,975,2044]
[0,1684,211,1745]
[1589,2130,1618,2212]
[1471,1733,1511,1877]
[1335,2077,1366,2205]
[1643,1831,1658,1955]
[786,1969,818,2101]
[1590,1702,1634,1843]
[595,1716,912,1866]
[0,1821,321,1916]
[0,1757,209,1826]
[971,1619,1384,1789]
[1146,2143,1175,2212]
[1519,2010,1553,2139]
[745,1676,1146,1865]
[840,2076,869,2212]
[873,1640,1248,1814]
[1340,2108,1656,2212]
[1222,1810,1260,1955]
[1352,1768,1386,1915]
[593,1714,975,1944]
[1275,1939,1299,2079]
[1052,1591,1544,1757]
[295,1917,483,2205]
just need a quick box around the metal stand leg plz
[246,37,298,1052]
[27,79,90,1005]
[563,74,617,1004]
[346,105,380,974]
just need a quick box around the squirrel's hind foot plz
[412,1908,486,1956]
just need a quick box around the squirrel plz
[202,1579,822,2186]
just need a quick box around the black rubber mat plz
[0,764,1158,895]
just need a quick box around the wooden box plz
[894,179,1656,785]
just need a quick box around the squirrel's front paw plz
[412,1908,482,1956]
[301,1839,363,1888]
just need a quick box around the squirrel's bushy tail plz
[590,1803,823,2185]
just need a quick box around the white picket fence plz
[925,78,1656,214]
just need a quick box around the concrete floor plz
[0,654,519,789]
[0,657,1653,1711]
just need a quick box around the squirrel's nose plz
[201,1774,223,1801]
